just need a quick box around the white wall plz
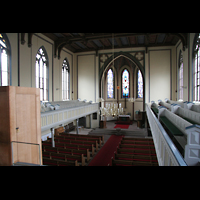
[77,54,96,102]
[149,49,171,102]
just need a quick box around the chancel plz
[0,33,200,166]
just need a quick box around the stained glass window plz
[62,58,70,100]
[35,47,48,101]
[138,70,143,98]
[0,33,9,86]
[122,69,130,98]
[107,69,114,98]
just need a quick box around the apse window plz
[122,69,130,98]
[107,68,114,99]
[137,70,143,98]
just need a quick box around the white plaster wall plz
[149,49,171,102]
[77,54,96,102]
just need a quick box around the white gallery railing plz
[146,103,187,166]
[41,103,99,132]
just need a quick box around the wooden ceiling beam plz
[116,38,122,47]
[127,37,130,46]
[162,34,168,44]
[68,42,174,53]
[88,41,98,49]
[51,33,188,55]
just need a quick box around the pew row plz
[42,151,85,166]
[54,135,102,148]
[171,104,200,125]
[47,137,99,151]
[112,137,158,166]
[156,105,200,165]
[42,140,95,156]
[58,132,104,144]
[43,157,79,166]
[112,159,158,166]
[42,145,90,162]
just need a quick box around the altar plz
[116,115,131,124]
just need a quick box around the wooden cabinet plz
[135,111,146,128]
[100,120,106,128]
[0,86,42,166]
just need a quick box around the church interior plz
[0,33,199,166]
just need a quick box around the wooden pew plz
[122,138,154,145]
[42,151,85,166]
[111,159,158,166]
[59,132,104,144]
[48,137,99,151]
[42,141,95,156]
[114,153,158,163]
[43,158,79,166]
[42,145,90,162]
[119,144,155,151]
[54,135,102,148]
[117,148,157,156]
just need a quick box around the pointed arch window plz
[0,33,10,86]
[193,33,200,101]
[137,69,143,98]
[35,47,48,101]
[122,69,130,98]
[179,51,183,100]
[62,58,70,100]
[107,68,114,99]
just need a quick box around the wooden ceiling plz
[41,33,187,58]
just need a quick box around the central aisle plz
[88,135,123,166]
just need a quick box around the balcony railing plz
[41,102,99,132]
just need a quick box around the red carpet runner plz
[88,135,123,166]
[114,124,129,129]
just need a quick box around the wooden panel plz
[0,86,42,165]
[0,91,10,143]
[16,94,37,143]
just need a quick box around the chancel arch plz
[100,52,145,111]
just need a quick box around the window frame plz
[107,68,114,99]
[193,33,200,101]
[121,68,130,98]
[136,69,143,99]
[35,46,49,101]
[62,58,70,101]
